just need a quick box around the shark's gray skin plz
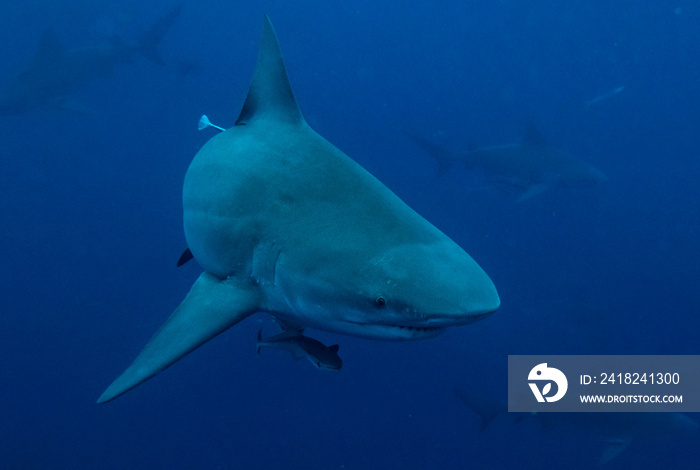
[97,17,499,404]
[256,328,342,371]
[409,125,607,202]
[0,5,181,115]
[455,389,699,465]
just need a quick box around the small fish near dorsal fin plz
[520,124,548,147]
[235,16,304,126]
[198,115,225,132]
[34,28,65,65]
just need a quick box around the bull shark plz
[0,5,181,115]
[409,125,607,202]
[97,16,500,403]
[256,328,342,371]
[455,389,699,465]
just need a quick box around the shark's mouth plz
[394,324,444,333]
[372,323,446,340]
[344,309,495,340]
[343,321,446,340]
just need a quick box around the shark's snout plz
[364,264,500,338]
[376,241,501,331]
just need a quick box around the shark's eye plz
[374,295,386,308]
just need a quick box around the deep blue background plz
[1,0,699,468]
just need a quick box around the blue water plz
[1,1,699,468]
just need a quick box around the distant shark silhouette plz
[586,86,624,107]
[0,5,181,115]
[455,389,699,465]
[409,125,607,202]
[256,328,342,371]
[97,17,500,403]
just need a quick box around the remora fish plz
[0,5,181,115]
[409,125,607,202]
[97,17,499,404]
[455,389,699,465]
[256,329,342,370]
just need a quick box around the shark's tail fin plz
[136,4,181,64]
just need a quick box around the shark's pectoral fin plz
[97,272,260,403]
[176,248,193,267]
[598,437,633,465]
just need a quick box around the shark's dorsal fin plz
[235,16,303,126]
[521,124,547,147]
[136,4,182,64]
[34,28,65,64]
[329,344,340,352]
